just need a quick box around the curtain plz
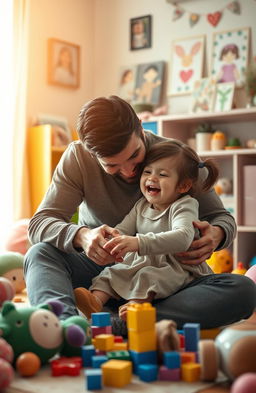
[0,0,30,249]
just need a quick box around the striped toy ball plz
[0,277,15,305]
[0,358,14,389]
[0,338,14,363]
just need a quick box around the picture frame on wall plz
[190,78,216,113]
[130,15,152,50]
[47,38,80,89]
[210,27,250,87]
[118,65,137,104]
[134,61,165,106]
[168,35,205,96]
[214,82,235,112]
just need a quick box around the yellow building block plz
[180,351,196,364]
[181,363,201,382]
[128,328,157,352]
[127,303,156,332]
[113,342,128,351]
[102,360,132,387]
[94,334,114,351]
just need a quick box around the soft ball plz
[16,352,41,377]
[4,219,31,255]
[231,373,256,393]
[0,338,14,363]
[0,358,14,389]
[0,277,15,305]
[245,265,256,283]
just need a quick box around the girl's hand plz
[104,235,139,259]
[175,221,225,265]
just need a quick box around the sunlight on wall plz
[0,1,14,249]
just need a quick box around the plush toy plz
[0,337,14,390]
[199,265,256,384]
[4,219,31,255]
[0,277,15,306]
[206,248,233,274]
[214,177,233,195]
[0,300,91,366]
[0,252,25,293]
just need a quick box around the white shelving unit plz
[142,107,256,268]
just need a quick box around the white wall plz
[26,0,94,129]
[93,0,256,113]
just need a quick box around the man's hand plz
[73,225,121,265]
[175,221,225,265]
[104,235,139,259]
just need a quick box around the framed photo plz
[168,35,205,96]
[118,65,137,104]
[190,78,216,113]
[214,82,235,112]
[130,15,152,50]
[210,27,250,87]
[134,61,165,106]
[48,38,80,89]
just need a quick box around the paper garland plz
[166,1,241,27]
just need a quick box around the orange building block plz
[94,334,114,351]
[113,342,128,351]
[200,328,221,339]
[102,359,132,387]
[180,351,196,364]
[128,328,157,352]
[181,362,201,382]
[127,303,156,332]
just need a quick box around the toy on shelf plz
[0,252,25,293]
[249,256,256,267]
[214,177,232,196]
[0,337,14,390]
[199,265,256,387]
[0,300,91,369]
[206,248,233,274]
[232,262,247,275]
[211,131,227,151]
[225,137,242,150]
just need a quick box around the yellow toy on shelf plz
[231,261,247,275]
[206,248,233,274]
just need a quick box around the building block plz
[94,334,114,351]
[178,333,185,349]
[91,312,111,327]
[91,325,112,337]
[128,328,157,352]
[101,360,132,387]
[180,351,196,364]
[163,351,181,369]
[81,345,95,367]
[92,355,108,368]
[85,369,102,390]
[107,350,131,361]
[183,323,200,352]
[138,364,158,382]
[200,328,221,339]
[129,350,157,374]
[114,336,123,343]
[127,303,156,332]
[181,362,201,382]
[158,365,180,381]
[51,356,82,377]
[112,342,128,351]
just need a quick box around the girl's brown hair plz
[145,140,219,195]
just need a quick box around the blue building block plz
[183,323,200,352]
[81,344,96,367]
[142,121,158,135]
[85,369,102,390]
[92,355,108,368]
[163,351,181,369]
[129,350,157,374]
[138,364,158,382]
[91,312,111,327]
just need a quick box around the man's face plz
[97,132,146,183]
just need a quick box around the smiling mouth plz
[146,185,160,195]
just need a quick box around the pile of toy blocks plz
[83,303,203,390]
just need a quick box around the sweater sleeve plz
[28,143,86,253]
[138,197,199,256]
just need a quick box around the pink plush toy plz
[4,219,31,255]
[0,277,15,306]
[0,338,14,390]
[231,373,256,393]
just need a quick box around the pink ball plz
[245,265,256,283]
[0,338,14,363]
[0,277,15,305]
[231,373,256,393]
[0,358,14,389]
[4,219,30,255]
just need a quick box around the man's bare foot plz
[156,320,180,358]
[74,287,102,319]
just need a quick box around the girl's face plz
[222,50,236,63]
[140,156,183,211]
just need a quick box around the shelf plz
[198,148,256,157]
[237,226,256,232]
[147,107,256,124]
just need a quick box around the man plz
[24,95,255,334]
